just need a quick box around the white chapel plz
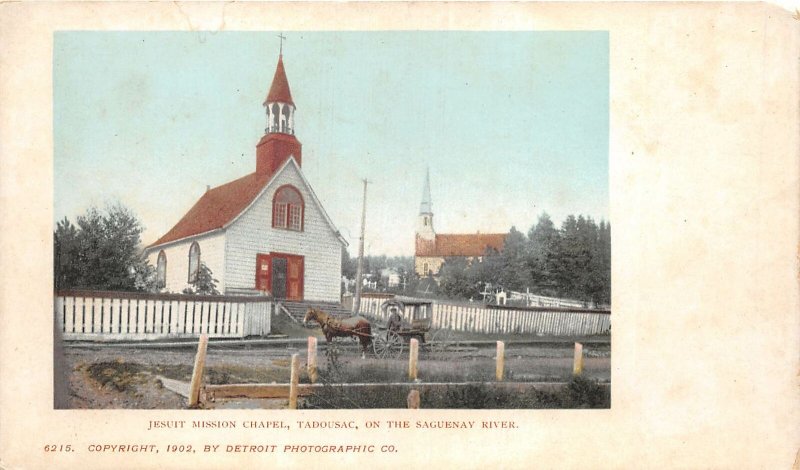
[145,52,346,302]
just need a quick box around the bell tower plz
[256,51,302,177]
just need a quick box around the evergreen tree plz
[499,226,529,291]
[595,220,611,305]
[575,215,595,301]
[526,213,560,296]
[553,215,581,298]
[54,217,80,290]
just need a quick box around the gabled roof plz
[264,55,294,106]
[149,172,270,247]
[148,158,346,249]
[416,233,506,257]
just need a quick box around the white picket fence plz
[55,291,272,341]
[507,290,594,309]
[359,296,610,336]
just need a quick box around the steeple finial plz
[277,32,286,56]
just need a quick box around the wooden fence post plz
[408,338,419,381]
[573,342,584,376]
[407,389,420,409]
[307,336,318,384]
[188,334,208,408]
[496,341,505,381]
[288,353,300,409]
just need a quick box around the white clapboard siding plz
[357,295,611,336]
[225,161,343,303]
[56,291,272,341]
[145,231,227,296]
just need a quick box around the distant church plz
[414,170,506,277]
[145,51,346,302]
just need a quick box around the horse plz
[303,307,372,358]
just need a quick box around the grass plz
[314,357,578,384]
[301,344,609,408]
[445,329,609,343]
[82,358,609,409]
[422,378,610,409]
[301,376,610,409]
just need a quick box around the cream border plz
[1,2,798,469]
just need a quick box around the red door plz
[286,255,304,301]
[255,253,303,301]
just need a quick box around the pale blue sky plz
[54,31,608,257]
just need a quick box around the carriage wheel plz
[428,328,454,358]
[373,330,404,359]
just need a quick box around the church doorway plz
[255,253,304,301]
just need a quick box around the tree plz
[53,203,156,292]
[526,213,560,296]
[469,247,504,293]
[545,214,611,304]
[54,217,80,290]
[341,246,356,279]
[499,226,529,291]
[593,220,611,305]
[438,257,477,299]
[182,262,220,295]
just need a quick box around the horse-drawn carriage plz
[303,299,453,359]
[372,299,427,359]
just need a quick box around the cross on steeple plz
[277,33,286,55]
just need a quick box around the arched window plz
[281,105,290,133]
[271,103,280,132]
[423,262,429,275]
[273,185,304,231]
[156,251,167,288]
[188,242,201,282]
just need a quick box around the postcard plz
[1,2,798,469]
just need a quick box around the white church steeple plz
[417,169,435,241]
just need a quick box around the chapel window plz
[273,185,304,231]
[156,251,167,288]
[188,242,201,282]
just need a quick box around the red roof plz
[264,55,294,106]
[416,233,506,257]
[149,172,270,247]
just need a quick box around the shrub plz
[302,376,609,409]
[182,263,220,295]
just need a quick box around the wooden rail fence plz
[55,290,272,341]
[191,336,600,408]
[359,295,610,336]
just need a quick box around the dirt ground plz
[59,341,610,409]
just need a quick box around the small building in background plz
[380,268,401,288]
